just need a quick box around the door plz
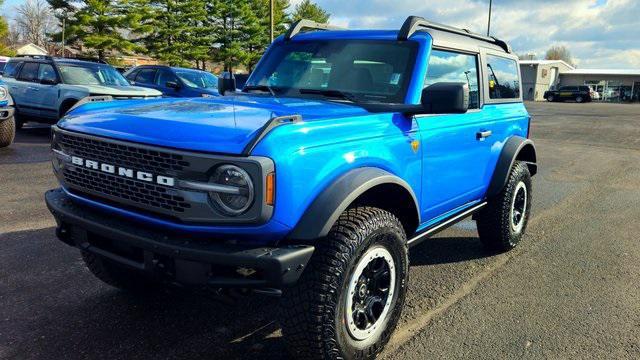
[14,62,41,116]
[32,63,60,119]
[155,68,181,97]
[417,49,492,222]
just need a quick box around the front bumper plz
[0,106,14,121]
[45,188,314,289]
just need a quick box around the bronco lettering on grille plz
[70,156,175,187]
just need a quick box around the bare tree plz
[14,0,56,47]
[545,45,573,65]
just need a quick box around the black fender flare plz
[486,136,537,198]
[288,167,420,241]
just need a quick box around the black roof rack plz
[284,19,344,41]
[398,16,512,54]
[15,54,54,60]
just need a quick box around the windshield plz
[246,40,418,103]
[58,64,130,86]
[175,70,218,89]
[0,62,6,73]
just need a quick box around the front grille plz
[57,131,190,174]
[63,167,191,213]
[55,130,192,216]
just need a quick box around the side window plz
[38,64,57,83]
[486,55,520,100]
[425,49,480,109]
[3,61,22,78]
[17,62,39,82]
[135,68,156,84]
[156,69,178,86]
[126,70,139,81]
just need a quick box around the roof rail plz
[15,54,54,60]
[398,16,512,53]
[284,19,343,41]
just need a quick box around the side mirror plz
[41,78,59,85]
[421,82,469,114]
[218,71,236,96]
[166,81,180,89]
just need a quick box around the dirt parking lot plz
[1,102,639,359]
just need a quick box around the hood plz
[58,95,369,154]
[70,85,162,97]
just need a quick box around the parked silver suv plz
[1,56,161,128]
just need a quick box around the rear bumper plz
[0,106,14,121]
[45,188,314,289]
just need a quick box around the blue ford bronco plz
[46,16,537,359]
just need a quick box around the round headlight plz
[0,87,7,100]
[209,164,254,216]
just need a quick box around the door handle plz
[476,130,492,140]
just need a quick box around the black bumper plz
[0,107,14,121]
[45,188,314,288]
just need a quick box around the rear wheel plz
[476,161,532,252]
[281,207,409,360]
[547,94,555,102]
[576,96,584,103]
[0,117,15,148]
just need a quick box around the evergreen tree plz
[49,0,145,60]
[131,0,209,67]
[291,0,329,23]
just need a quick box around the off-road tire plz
[81,250,158,292]
[281,207,409,360]
[476,161,532,252]
[0,117,15,148]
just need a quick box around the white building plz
[519,60,574,101]
[520,60,640,102]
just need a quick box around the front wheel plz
[476,161,532,251]
[575,96,584,103]
[0,117,15,148]
[546,94,555,102]
[281,207,409,360]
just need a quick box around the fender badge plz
[411,140,420,153]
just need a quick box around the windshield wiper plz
[298,88,360,103]
[243,84,277,97]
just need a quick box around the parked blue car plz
[46,16,536,359]
[124,65,219,97]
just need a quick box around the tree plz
[242,0,290,71]
[545,45,573,65]
[291,0,329,23]
[49,0,145,60]
[14,0,56,47]
[0,0,15,56]
[131,0,209,67]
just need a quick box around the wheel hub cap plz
[510,181,527,233]
[345,246,395,341]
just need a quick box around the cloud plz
[313,0,640,69]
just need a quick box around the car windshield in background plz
[0,62,6,72]
[246,40,418,103]
[175,70,218,89]
[58,64,130,86]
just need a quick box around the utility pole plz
[270,0,274,43]
[62,16,66,58]
[487,0,492,36]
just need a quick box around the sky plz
[3,0,639,69]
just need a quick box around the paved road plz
[1,102,639,359]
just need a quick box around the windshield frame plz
[246,39,419,104]
[58,63,130,86]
